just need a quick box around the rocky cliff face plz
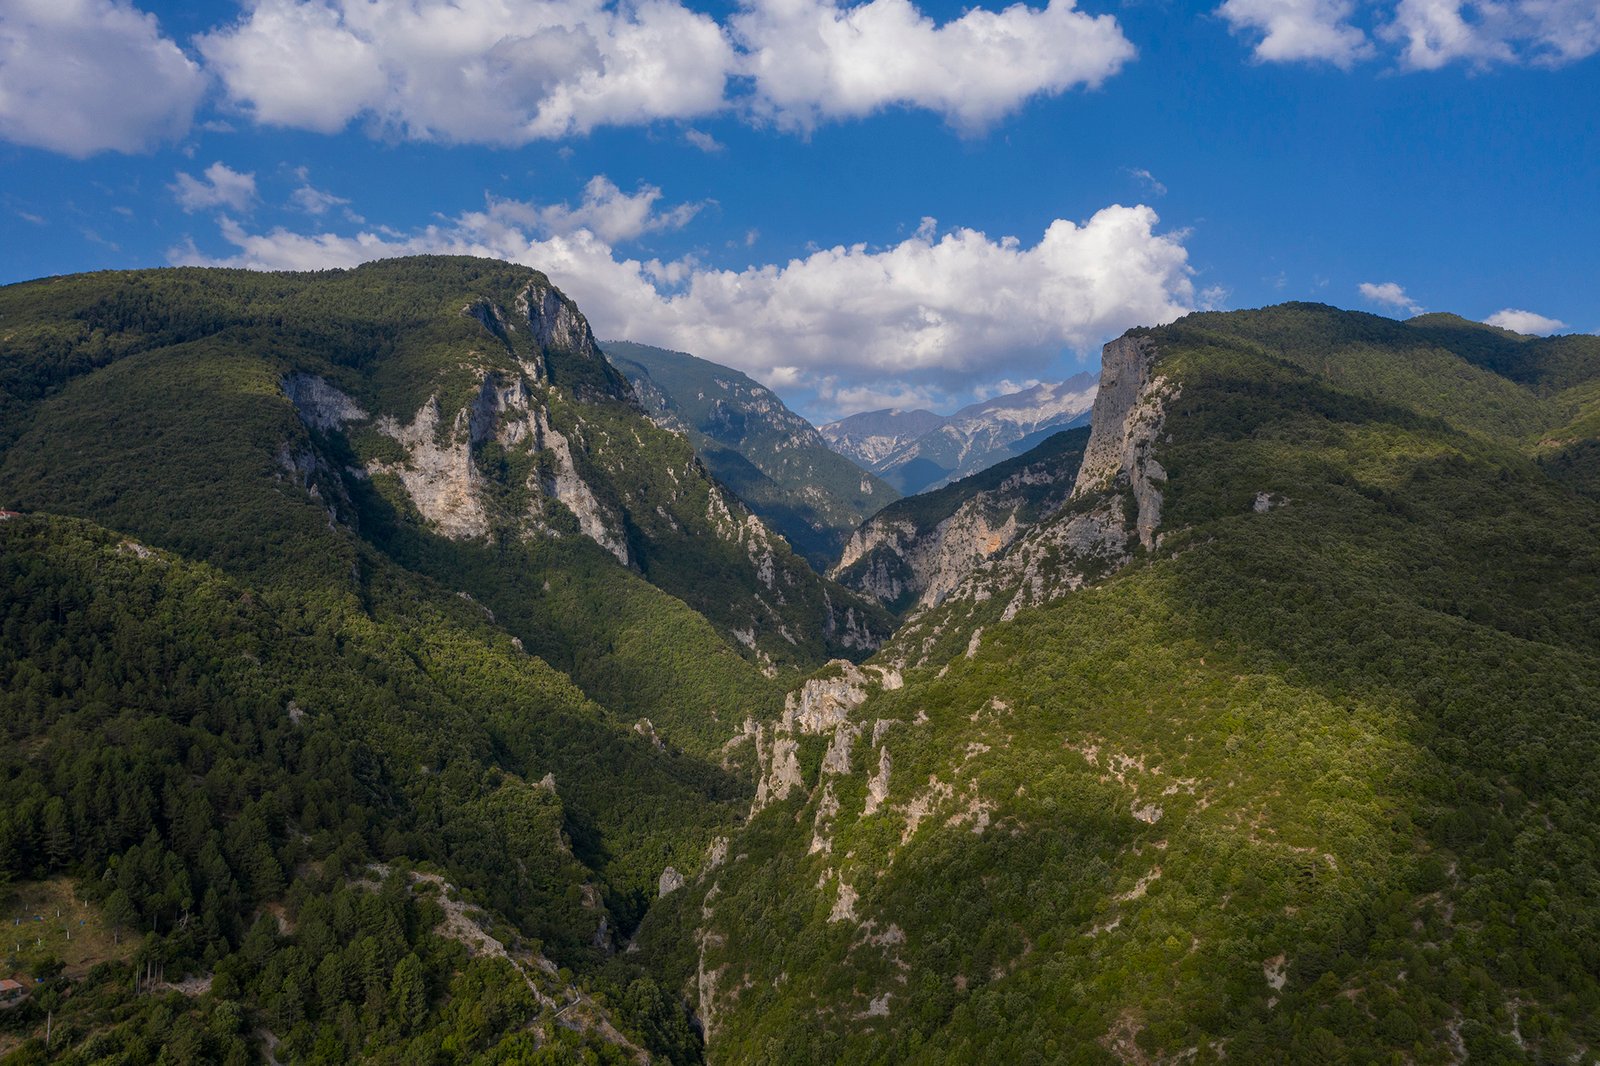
[277,268,892,673]
[831,427,1091,614]
[833,498,1019,611]
[1070,333,1175,551]
[875,334,1175,660]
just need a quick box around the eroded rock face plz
[750,662,903,815]
[835,504,1022,612]
[529,405,630,564]
[1071,334,1177,551]
[833,431,1086,615]
[519,279,602,364]
[788,664,871,734]
[289,355,633,561]
[283,373,368,430]
[374,396,494,540]
[916,333,1175,635]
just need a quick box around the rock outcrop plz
[832,427,1090,613]
[1071,333,1176,551]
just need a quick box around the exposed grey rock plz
[829,880,859,922]
[370,394,491,540]
[282,373,368,431]
[809,783,841,854]
[863,746,892,817]
[1071,334,1177,551]
[820,722,856,776]
[786,662,873,734]
[658,866,685,897]
[634,718,666,750]
[529,404,630,564]
[519,278,603,363]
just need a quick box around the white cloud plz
[488,175,704,244]
[820,380,950,414]
[172,199,1193,411]
[198,0,735,143]
[1221,0,1600,68]
[1127,167,1167,196]
[735,0,1135,132]
[194,0,1134,144]
[1383,0,1600,69]
[1217,0,1373,67]
[684,128,725,152]
[171,162,258,213]
[0,0,205,156]
[1359,280,1423,315]
[1484,308,1567,335]
[291,184,349,216]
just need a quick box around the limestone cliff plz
[275,265,893,673]
[831,427,1090,614]
[886,332,1178,657]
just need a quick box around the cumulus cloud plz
[488,176,704,244]
[171,198,1193,414]
[0,0,205,156]
[198,0,736,143]
[194,0,1134,145]
[1217,0,1373,66]
[1484,308,1567,335]
[1359,280,1423,315]
[734,0,1135,131]
[1383,0,1600,69]
[171,162,258,214]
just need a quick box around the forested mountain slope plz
[603,341,898,570]
[637,304,1600,1065]
[0,257,889,1062]
[0,513,722,1062]
[0,259,891,695]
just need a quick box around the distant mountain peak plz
[820,376,1098,495]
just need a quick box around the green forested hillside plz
[641,304,1600,1065]
[603,341,899,570]
[5,276,1600,1065]
[0,514,722,1063]
[0,258,851,1063]
[0,259,890,690]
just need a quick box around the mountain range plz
[602,340,899,570]
[819,374,1098,494]
[2,262,1599,1065]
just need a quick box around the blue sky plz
[2,0,1596,421]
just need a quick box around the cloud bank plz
[1220,0,1600,69]
[172,186,1193,416]
[5,0,1594,157]
[194,0,1135,145]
